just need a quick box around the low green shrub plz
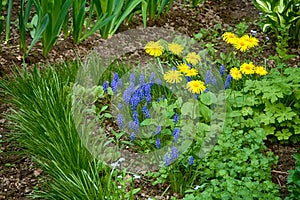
[226,67,300,142]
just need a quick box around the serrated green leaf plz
[263,126,276,136]
[275,129,292,140]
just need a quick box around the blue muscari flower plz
[111,73,119,93]
[138,87,144,101]
[205,70,211,84]
[129,92,141,111]
[157,98,160,102]
[150,72,156,83]
[172,66,177,70]
[195,94,199,100]
[144,83,152,104]
[164,153,171,166]
[130,73,135,85]
[113,73,119,81]
[128,120,137,131]
[139,73,145,85]
[173,128,180,142]
[133,110,139,125]
[117,79,122,88]
[156,78,162,85]
[174,113,179,124]
[170,146,179,161]
[130,132,135,140]
[111,79,118,93]
[103,81,108,93]
[185,76,192,82]
[123,88,132,104]
[117,114,125,130]
[225,74,232,89]
[212,77,217,86]
[118,103,123,109]
[156,138,161,149]
[220,64,225,76]
[142,104,150,118]
[156,125,162,135]
[204,88,209,93]
[161,95,165,101]
[188,156,194,165]
[187,63,192,68]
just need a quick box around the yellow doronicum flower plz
[222,32,237,44]
[184,68,198,77]
[185,52,201,65]
[178,63,190,73]
[240,62,255,75]
[186,80,206,94]
[241,35,259,48]
[168,42,184,55]
[230,67,242,80]
[233,38,251,52]
[144,41,164,57]
[255,66,268,76]
[164,70,182,84]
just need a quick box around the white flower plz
[111,162,120,168]
[194,185,201,190]
[250,30,257,36]
[118,157,125,162]
[133,174,141,179]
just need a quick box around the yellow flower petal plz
[144,41,164,57]
[230,67,242,80]
[164,70,182,84]
[186,80,206,94]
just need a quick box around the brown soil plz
[0,0,299,199]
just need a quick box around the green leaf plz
[200,92,216,106]
[263,126,276,136]
[275,129,292,140]
[26,13,49,56]
[199,103,211,122]
[181,100,199,119]
[241,107,253,116]
[140,118,157,126]
[125,188,141,198]
[275,107,296,123]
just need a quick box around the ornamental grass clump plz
[0,63,129,199]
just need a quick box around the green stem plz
[157,57,164,74]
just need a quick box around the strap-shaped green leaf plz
[253,0,272,13]
[111,0,142,35]
[73,0,86,44]
[81,14,114,41]
[141,0,148,27]
[26,14,49,56]
[44,0,73,56]
[5,0,12,42]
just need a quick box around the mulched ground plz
[0,0,299,199]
